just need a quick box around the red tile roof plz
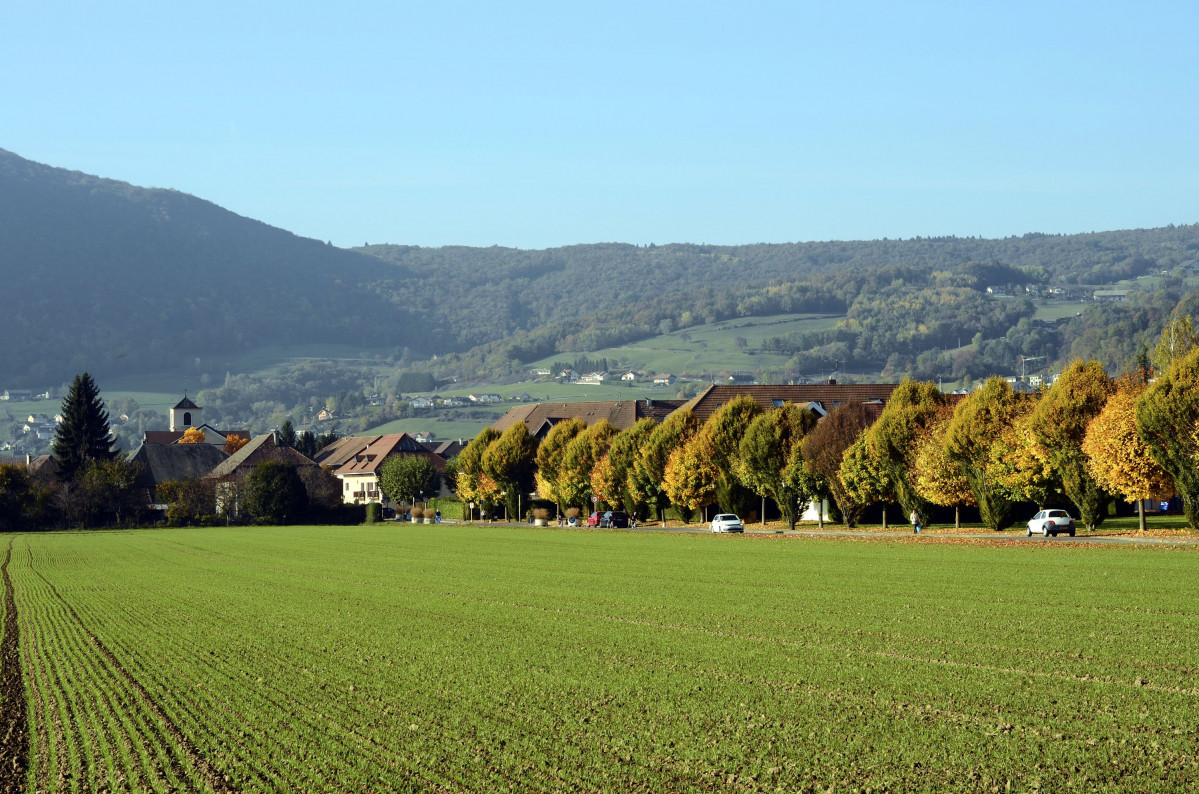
[329,434,447,476]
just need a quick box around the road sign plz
[592,495,599,503]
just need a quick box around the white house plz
[653,374,676,386]
[620,371,638,382]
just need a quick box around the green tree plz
[557,420,617,510]
[481,423,539,520]
[534,418,586,510]
[986,405,1058,508]
[630,408,698,524]
[862,379,945,520]
[592,418,656,516]
[83,457,144,526]
[839,435,895,526]
[277,419,298,449]
[295,430,318,458]
[802,402,872,527]
[158,476,217,526]
[1136,346,1199,528]
[52,372,117,481]
[1028,359,1114,529]
[910,406,974,528]
[0,464,32,530]
[377,455,441,507]
[698,395,762,516]
[1151,314,1198,374]
[453,427,500,506]
[244,461,308,524]
[736,405,819,530]
[945,377,1028,531]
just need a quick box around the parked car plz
[600,511,629,528]
[587,511,603,527]
[1027,509,1076,537]
[710,513,744,533]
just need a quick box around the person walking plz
[910,509,921,534]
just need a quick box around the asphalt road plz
[452,520,1198,545]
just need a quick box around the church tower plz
[170,396,202,432]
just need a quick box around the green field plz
[526,313,845,378]
[4,526,1196,792]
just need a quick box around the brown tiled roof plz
[312,435,374,467]
[679,384,901,425]
[0,454,57,482]
[207,435,317,478]
[433,439,468,458]
[491,399,685,437]
[331,434,447,476]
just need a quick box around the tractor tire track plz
[26,553,236,794]
[0,539,29,794]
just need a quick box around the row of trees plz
[445,320,1199,531]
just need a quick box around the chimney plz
[827,378,837,385]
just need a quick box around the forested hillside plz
[0,149,429,384]
[3,147,1199,389]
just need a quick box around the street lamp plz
[501,490,508,522]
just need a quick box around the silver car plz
[1026,509,1076,537]
[710,514,744,533]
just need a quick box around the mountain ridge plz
[3,147,1199,388]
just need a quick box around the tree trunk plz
[955,504,960,529]
[1138,499,1146,533]
[881,505,887,530]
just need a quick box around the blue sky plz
[4,1,1197,249]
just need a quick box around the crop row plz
[7,525,1199,791]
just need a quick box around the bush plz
[364,503,382,524]
[427,498,464,520]
[411,506,425,519]
[565,507,580,519]
[532,508,550,520]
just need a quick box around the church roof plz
[173,396,200,410]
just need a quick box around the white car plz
[710,514,744,533]
[1027,509,1076,537]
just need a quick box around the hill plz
[4,147,1199,392]
[0,148,434,386]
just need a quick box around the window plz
[183,411,192,426]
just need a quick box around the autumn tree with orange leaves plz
[1084,379,1174,532]
[179,427,206,444]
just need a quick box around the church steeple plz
[169,395,202,432]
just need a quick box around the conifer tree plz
[52,372,116,481]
